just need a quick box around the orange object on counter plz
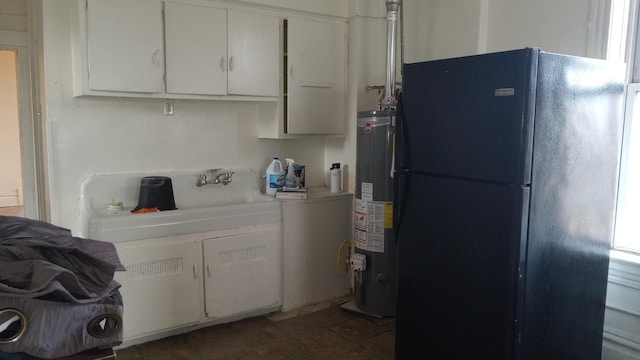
[131,207,159,214]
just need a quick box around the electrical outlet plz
[164,100,174,116]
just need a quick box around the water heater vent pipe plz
[383,0,401,107]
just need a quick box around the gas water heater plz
[354,110,397,316]
[352,0,401,317]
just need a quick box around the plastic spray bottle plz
[285,158,298,188]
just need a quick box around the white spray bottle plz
[285,158,298,188]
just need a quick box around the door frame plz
[0,30,46,220]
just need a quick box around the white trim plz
[611,249,640,266]
[477,0,489,54]
[588,0,611,59]
[603,327,640,352]
[0,30,27,47]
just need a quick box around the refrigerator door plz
[521,52,625,360]
[395,174,529,359]
[400,49,538,185]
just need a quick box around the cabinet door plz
[86,0,163,93]
[203,224,281,319]
[165,3,227,95]
[114,236,201,340]
[227,10,280,96]
[287,17,346,134]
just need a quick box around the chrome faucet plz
[196,169,234,186]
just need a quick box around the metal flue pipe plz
[384,0,401,106]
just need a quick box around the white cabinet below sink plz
[113,223,281,343]
[203,224,281,319]
[114,234,202,340]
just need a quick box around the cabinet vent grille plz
[220,246,266,265]
[126,257,184,281]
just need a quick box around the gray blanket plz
[0,216,124,303]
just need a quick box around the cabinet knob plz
[206,263,211,278]
[152,49,161,68]
[219,56,226,72]
[229,55,234,72]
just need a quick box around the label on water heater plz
[354,198,385,253]
[361,182,373,201]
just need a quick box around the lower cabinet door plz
[203,223,281,319]
[114,235,201,339]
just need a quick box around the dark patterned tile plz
[254,338,317,360]
[114,301,396,360]
[330,317,389,342]
[275,312,327,337]
[314,341,388,359]
[297,328,350,351]
[115,345,143,360]
[307,306,358,327]
[361,330,395,356]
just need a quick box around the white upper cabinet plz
[286,17,347,134]
[164,2,227,96]
[165,5,278,97]
[74,0,280,99]
[85,0,164,93]
[227,10,280,97]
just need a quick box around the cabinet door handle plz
[152,49,161,68]
[206,263,211,278]
[192,264,198,279]
[219,56,226,72]
[228,55,234,72]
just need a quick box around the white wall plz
[398,0,600,63]
[402,0,488,62]
[0,49,22,207]
[40,0,334,230]
[486,0,596,56]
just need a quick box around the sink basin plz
[75,169,279,242]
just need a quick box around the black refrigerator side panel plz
[400,48,537,185]
[395,174,530,359]
[522,53,625,359]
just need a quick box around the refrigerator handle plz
[393,169,411,242]
[395,93,411,172]
[393,93,410,242]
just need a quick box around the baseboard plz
[0,192,19,207]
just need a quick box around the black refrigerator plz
[394,48,625,359]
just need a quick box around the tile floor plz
[116,299,395,360]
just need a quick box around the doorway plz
[0,37,44,220]
[0,49,24,217]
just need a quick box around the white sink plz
[75,169,280,242]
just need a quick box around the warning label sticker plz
[354,198,385,253]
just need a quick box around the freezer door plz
[400,48,537,185]
[395,174,529,359]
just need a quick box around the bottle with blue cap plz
[266,157,284,195]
